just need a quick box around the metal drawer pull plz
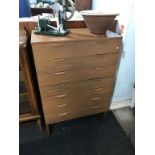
[92,97,102,101]
[116,46,120,50]
[94,88,102,91]
[91,106,101,109]
[58,112,68,116]
[53,57,65,62]
[49,43,65,47]
[55,94,66,98]
[92,67,103,70]
[53,71,66,75]
[57,104,66,107]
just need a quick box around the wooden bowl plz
[80,10,119,34]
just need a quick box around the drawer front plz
[42,90,111,108]
[43,92,111,124]
[34,53,119,73]
[40,77,115,98]
[37,65,117,86]
[32,39,121,62]
[32,38,121,124]
[44,102,108,124]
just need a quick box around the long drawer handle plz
[91,106,101,109]
[94,87,102,91]
[58,112,68,116]
[57,104,67,107]
[55,94,66,98]
[52,57,65,62]
[116,46,120,50]
[53,71,66,75]
[49,43,65,47]
[92,97,102,101]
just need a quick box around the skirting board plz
[110,99,132,110]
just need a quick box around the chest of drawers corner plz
[31,28,122,128]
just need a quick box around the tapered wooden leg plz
[46,124,51,135]
[103,112,107,120]
[46,125,50,135]
[97,112,107,122]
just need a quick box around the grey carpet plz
[19,111,134,155]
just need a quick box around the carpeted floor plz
[19,111,134,155]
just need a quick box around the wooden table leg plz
[37,118,43,131]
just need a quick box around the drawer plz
[32,39,121,63]
[42,92,111,121]
[34,53,119,73]
[40,77,115,98]
[44,102,108,124]
[42,90,111,107]
[37,65,117,86]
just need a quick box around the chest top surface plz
[31,28,121,45]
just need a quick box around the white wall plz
[92,0,135,102]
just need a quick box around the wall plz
[92,0,135,103]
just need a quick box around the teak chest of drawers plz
[31,28,122,132]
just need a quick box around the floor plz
[19,105,135,147]
[20,111,135,155]
[112,106,135,146]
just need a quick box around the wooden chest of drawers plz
[31,28,122,130]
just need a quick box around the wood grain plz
[37,65,117,86]
[75,0,92,11]
[31,28,122,125]
[19,113,40,123]
[42,92,111,113]
[31,28,121,45]
[19,28,41,125]
[40,77,115,98]
[34,53,119,73]
[45,105,107,124]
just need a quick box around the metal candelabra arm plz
[65,0,75,20]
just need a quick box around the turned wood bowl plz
[80,10,119,34]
